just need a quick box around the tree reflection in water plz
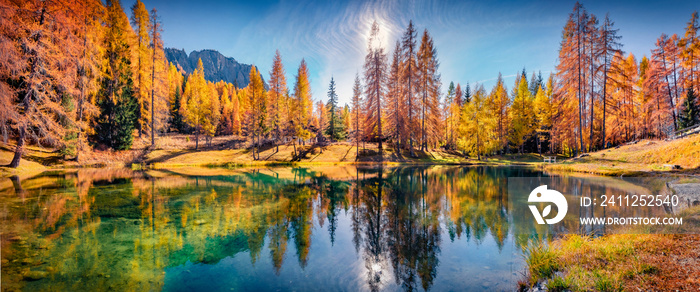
[2,166,628,291]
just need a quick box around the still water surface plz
[0,166,674,291]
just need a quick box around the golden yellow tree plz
[268,50,287,151]
[533,85,552,154]
[247,66,266,160]
[509,74,535,153]
[182,59,215,150]
[458,85,493,160]
[130,0,152,138]
[292,59,313,154]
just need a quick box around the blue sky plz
[136,0,699,105]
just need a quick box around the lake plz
[0,166,681,291]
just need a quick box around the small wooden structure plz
[543,156,557,163]
[670,124,700,140]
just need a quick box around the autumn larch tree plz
[292,59,313,155]
[219,86,234,134]
[268,50,287,152]
[489,74,510,154]
[342,104,351,139]
[203,82,221,147]
[533,85,552,154]
[599,14,623,148]
[680,12,699,93]
[148,8,164,147]
[449,83,462,147]
[401,20,419,155]
[510,73,535,154]
[316,100,327,143]
[363,21,388,151]
[1,0,83,167]
[585,13,599,152]
[652,34,681,131]
[458,85,492,160]
[385,41,404,150]
[445,82,455,145]
[642,53,673,137]
[130,0,152,138]
[351,74,363,158]
[73,0,105,162]
[247,66,266,160]
[182,59,215,150]
[417,29,441,150]
[607,52,639,144]
[554,3,588,154]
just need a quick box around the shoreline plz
[2,134,698,178]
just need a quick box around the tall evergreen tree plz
[325,77,345,141]
[679,87,699,129]
[463,83,472,103]
[96,0,139,150]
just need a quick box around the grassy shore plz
[542,134,700,176]
[523,195,700,291]
[523,232,700,291]
[1,133,698,176]
[0,134,535,175]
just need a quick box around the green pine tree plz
[679,87,699,129]
[96,79,138,150]
[170,86,185,132]
[463,82,471,104]
[94,0,138,150]
[325,77,346,141]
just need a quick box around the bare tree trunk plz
[151,54,155,147]
[602,61,608,149]
[9,128,25,168]
[375,53,383,152]
[661,50,678,131]
[10,175,24,195]
[195,127,199,150]
[577,7,585,153]
[589,35,595,152]
[421,90,426,151]
[151,19,158,149]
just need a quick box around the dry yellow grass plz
[0,144,48,177]
[545,135,700,176]
[526,233,700,291]
[144,142,479,168]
